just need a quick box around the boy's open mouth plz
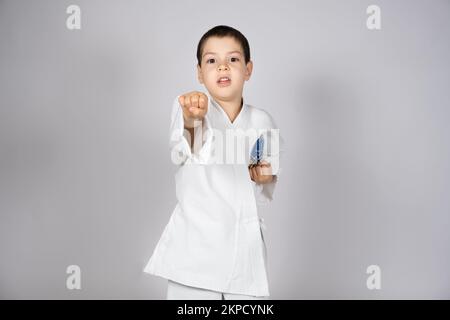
[217,76,231,87]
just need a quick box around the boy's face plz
[197,36,253,103]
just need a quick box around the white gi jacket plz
[143,93,283,297]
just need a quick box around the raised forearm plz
[183,122,195,149]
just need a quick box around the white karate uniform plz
[143,93,283,297]
[166,279,269,300]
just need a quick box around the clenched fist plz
[249,160,275,184]
[178,91,208,129]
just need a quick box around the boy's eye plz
[206,57,239,64]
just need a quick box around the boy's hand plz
[249,160,274,184]
[178,91,208,128]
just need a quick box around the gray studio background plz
[1,0,449,299]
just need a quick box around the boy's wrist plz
[183,114,204,129]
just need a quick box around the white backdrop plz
[0,0,449,299]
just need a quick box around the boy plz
[144,25,283,299]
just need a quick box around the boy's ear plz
[197,65,204,84]
[244,60,253,81]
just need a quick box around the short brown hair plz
[196,25,251,67]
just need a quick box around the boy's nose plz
[218,64,229,71]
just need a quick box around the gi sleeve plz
[253,113,285,204]
[169,95,213,166]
